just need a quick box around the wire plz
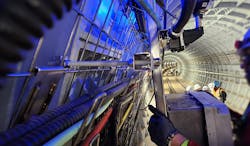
[81,108,113,146]
[164,9,178,20]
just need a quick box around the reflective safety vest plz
[212,88,227,102]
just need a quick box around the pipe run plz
[169,0,197,38]
[134,0,162,30]
[81,108,113,146]
[195,15,202,28]
[118,102,134,131]
[43,99,113,146]
[0,75,135,145]
[43,78,134,145]
[65,60,129,67]
[155,0,178,19]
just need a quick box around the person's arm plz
[219,89,227,103]
[170,133,186,146]
[148,105,199,146]
[171,133,199,146]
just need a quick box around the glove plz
[148,105,177,146]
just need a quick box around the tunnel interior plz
[163,0,250,115]
[0,0,249,145]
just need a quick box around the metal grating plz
[218,10,226,15]
[216,2,237,8]
[204,16,218,20]
[239,2,250,10]
[237,22,245,26]
[219,17,236,23]
[206,10,216,15]
[228,11,247,19]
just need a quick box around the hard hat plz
[208,82,214,89]
[214,81,220,88]
[186,85,192,91]
[202,86,209,91]
[193,84,201,90]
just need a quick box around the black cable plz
[0,0,80,83]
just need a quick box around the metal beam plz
[65,60,129,67]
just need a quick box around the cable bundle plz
[0,0,79,77]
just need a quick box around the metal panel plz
[167,92,233,146]
[190,91,233,146]
[167,93,207,146]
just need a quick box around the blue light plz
[96,0,112,26]
[130,11,136,22]
[98,0,110,16]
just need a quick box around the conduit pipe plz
[43,99,113,146]
[133,4,147,34]
[0,76,136,145]
[43,80,135,145]
[118,102,134,131]
[155,0,178,19]
[134,0,162,30]
[0,79,129,145]
[169,0,197,38]
[65,60,129,68]
[81,108,113,146]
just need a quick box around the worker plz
[211,81,227,103]
[207,82,214,93]
[147,29,250,146]
[185,85,192,92]
[236,28,250,84]
[234,28,250,145]
[193,84,201,91]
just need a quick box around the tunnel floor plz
[163,76,190,94]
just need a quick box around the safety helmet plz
[208,82,214,89]
[214,81,220,88]
[193,84,201,90]
[186,85,192,91]
[202,86,209,91]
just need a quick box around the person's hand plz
[148,105,177,146]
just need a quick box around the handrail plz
[65,60,129,68]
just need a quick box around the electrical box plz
[166,92,233,146]
[159,30,185,52]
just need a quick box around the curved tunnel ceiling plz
[164,0,250,114]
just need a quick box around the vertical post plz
[195,15,202,28]
[152,58,167,115]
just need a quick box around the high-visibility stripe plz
[181,140,189,146]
